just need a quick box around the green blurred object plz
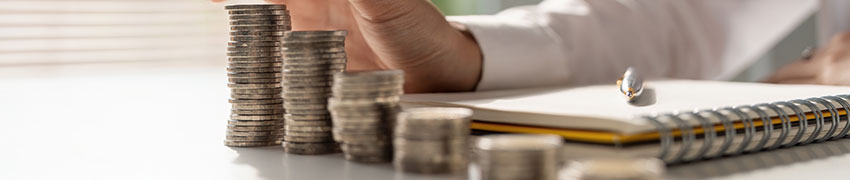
[431,0,477,15]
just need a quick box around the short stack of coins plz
[328,70,404,163]
[393,107,473,174]
[474,134,563,180]
[281,30,348,154]
[224,4,291,147]
[564,158,665,180]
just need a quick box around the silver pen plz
[617,67,643,102]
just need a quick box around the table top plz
[2,61,850,180]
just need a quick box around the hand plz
[764,32,850,86]
[214,0,483,93]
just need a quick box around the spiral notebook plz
[402,80,850,163]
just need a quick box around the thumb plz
[346,0,460,66]
[347,0,421,23]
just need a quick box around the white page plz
[402,80,850,134]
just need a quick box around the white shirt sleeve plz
[448,0,817,91]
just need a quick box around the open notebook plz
[402,80,850,163]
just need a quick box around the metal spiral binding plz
[647,95,850,164]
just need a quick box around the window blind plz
[0,0,230,66]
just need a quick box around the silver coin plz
[232,109,285,115]
[227,67,282,73]
[225,4,287,10]
[283,102,327,109]
[231,114,284,121]
[284,51,346,59]
[285,30,348,37]
[231,20,292,26]
[229,98,283,104]
[283,141,338,149]
[228,119,278,126]
[226,135,275,141]
[228,41,282,47]
[343,154,391,163]
[283,41,344,47]
[228,56,282,62]
[227,125,277,131]
[285,125,333,132]
[231,93,281,99]
[336,134,392,143]
[333,127,388,135]
[283,143,340,154]
[283,46,345,52]
[227,72,282,78]
[332,85,404,92]
[230,25,291,31]
[331,120,387,129]
[282,82,332,88]
[284,107,330,113]
[285,114,331,121]
[283,36,346,43]
[284,131,332,137]
[227,130,275,136]
[283,59,347,66]
[284,136,335,143]
[228,83,282,89]
[229,78,281,84]
[227,46,281,52]
[228,62,282,68]
[285,119,332,126]
[332,129,387,138]
[227,67,281,73]
[281,71,339,78]
[230,15,291,20]
[284,98,331,105]
[224,140,276,147]
[334,70,404,83]
[228,9,289,15]
[334,90,404,98]
[232,103,284,110]
[341,143,391,152]
[228,59,283,64]
[283,77,334,84]
[282,92,330,99]
[283,85,332,92]
[229,38,284,45]
[230,31,286,37]
[282,65,346,72]
[283,94,331,101]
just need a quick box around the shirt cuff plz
[448,15,569,91]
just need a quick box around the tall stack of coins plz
[224,4,291,147]
[281,30,348,154]
[475,134,563,180]
[328,70,404,163]
[394,107,473,174]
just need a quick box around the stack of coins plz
[564,158,665,180]
[281,30,348,154]
[394,107,473,174]
[224,4,291,147]
[474,134,563,180]
[328,70,404,163]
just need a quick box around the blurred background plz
[0,0,816,81]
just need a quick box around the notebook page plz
[402,80,850,134]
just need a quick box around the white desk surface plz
[2,61,850,180]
